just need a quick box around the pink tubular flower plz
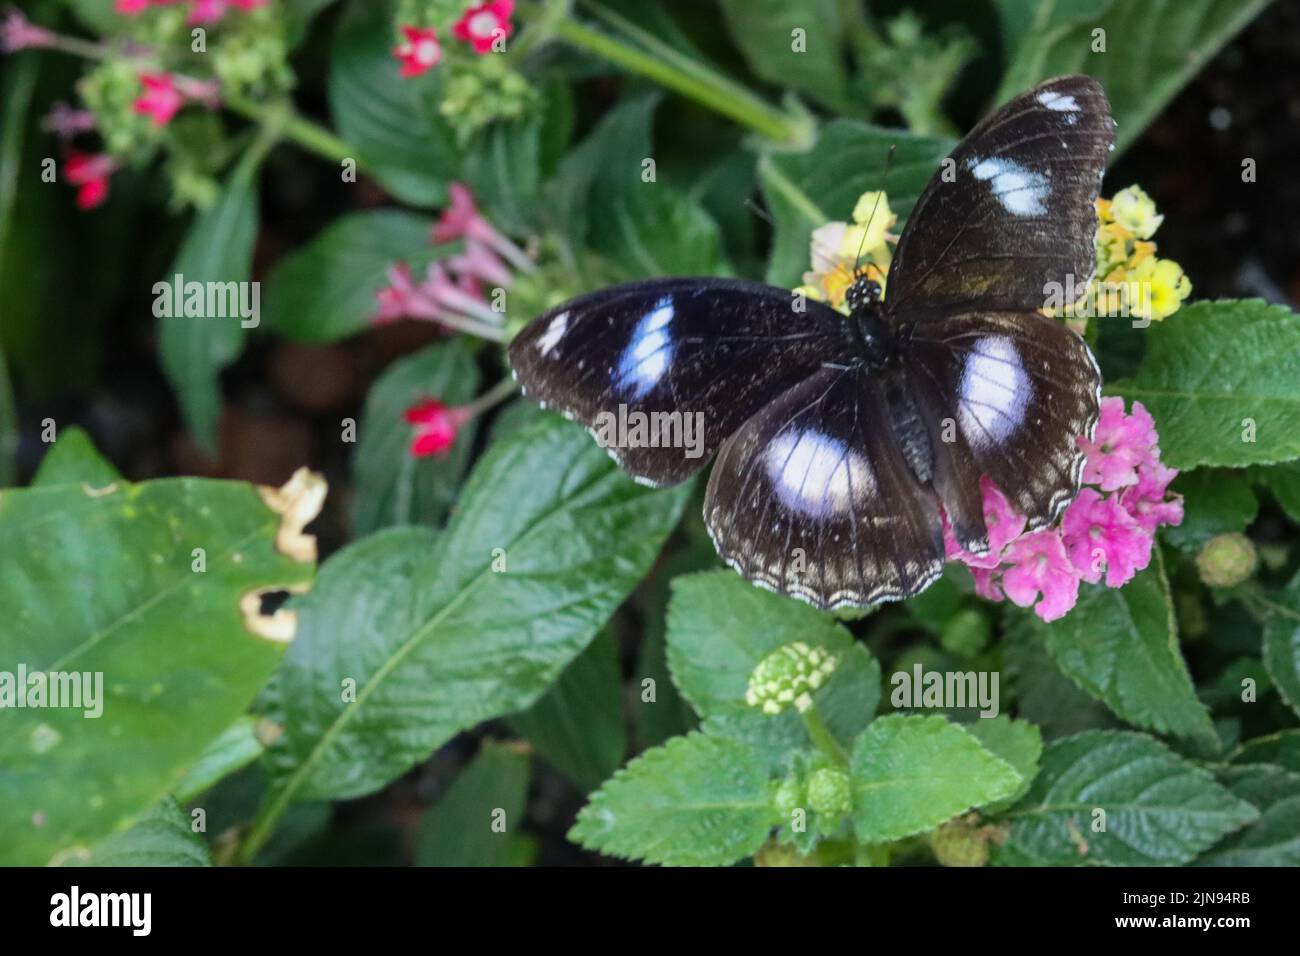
[1121,460,1183,533]
[404,398,472,458]
[1060,488,1153,588]
[43,103,97,138]
[2,8,56,51]
[393,25,442,78]
[1078,396,1158,491]
[133,72,185,126]
[452,0,515,54]
[999,531,1080,623]
[188,0,228,25]
[65,152,116,210]
[447,237,512,289]
[433,182,491,244]
[115,0,152,12]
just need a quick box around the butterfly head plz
[845,274,883,314]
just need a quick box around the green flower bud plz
[805,767,851,817]
[772,777,804,818]
[754,840,819,867]
[929,818,991,868]
[744,641,838,715]
[1196,533,1257,589]
[940,607,991,658]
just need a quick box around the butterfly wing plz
[886,74,1115,317]
[904,309,1101,550]
[703,365,944,609]
[508,277,849,486]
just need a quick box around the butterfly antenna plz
[853,144,897,273]
[743,197,776,228]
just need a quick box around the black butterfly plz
[509,75,1113,610]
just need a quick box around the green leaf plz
[666,571,881,763]
[1261,569,1300,720]
[1003,609,1119,738]
[1197,764,1300,866]
[849,715,1022,842]
[719,0,850,110]
[415,742,532,866]
[1253,461,1300,524]
[996,731,1257,865]
[1110,300,1300,469]
[32,426,122,488]
[0,349,13,487]
[758,120,954,287]
[965,715,1043,811]
[351,340,480,536]
[1232,730,1300,774]
[78,797,211,868]
[463,114,546,235]
[1161,469,1257,551]
[174,717,264,803]
[262,210,437,343]
[328,0,460,206]
[508,631,626,793]
[996,0,1273,154]
[262,419,689,808]
[0,468,316,865]
[158,156,261,455]
[570,732,778,866]
[1006,550,1216,747]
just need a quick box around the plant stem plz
[800,707,848,767]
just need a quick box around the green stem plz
[800,707,848,767]
[536,2,812,147]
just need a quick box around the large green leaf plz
[328,0,460,206]
[758,120,953,287]
[1006,550,1216,747]
[1197,764,1300,866]
[995,731,1257,865]
[849,715,1022,842]
[174,716,264,802]
[508,631,627,793]
[262,210,438,343]
[350,340,480,536]
[1232,730,1300,774]
[415,742,532,866]
[260,419,689,813]
[719,0,851,110]
[666,571,881,765]
[569,732,778,866]
[32,426,122,488]
[158,155,261,455]
[79,797,212,868]
[965,715,1043,811]
[0,466,319,865]
[996,0,1273,154]
[1110,300,1300,470]
[1002,607,1119,738]
[1161,469,1257,552]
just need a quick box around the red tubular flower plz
[393,25,442,78]
[132,73,185,126]
[452,0,515,54]
[65,152,116,210]
[404,398,472,458]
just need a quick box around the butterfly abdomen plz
[885,374,935,484]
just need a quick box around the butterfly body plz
[510,75,1114,610]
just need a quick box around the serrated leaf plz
[965,716,1043,811]
[1260,569,1300,720]
[508,631,627,793]
[1110,300,1300,469]
[262,210,438,343]
[758,120,953,287]
[0,467,315,865]
[1232,730,1300,774]
[719,0,851,110]
[666,570,881,766]
[328,0,460,206]
[1197,764,1300,866]
[996,731,1257,866]
[32,426,122,488]
[78,797,211,868]
[1003,611,1119,738]
[849,715,1022,842]
[415,742,532,866]
[570,733,777,866]
[158,157,260,455]
[1161,469,1257,551]
[351,341,480,535]
[996,0,1273,154]
[262,419,689,808]
[1006,550,1216,747]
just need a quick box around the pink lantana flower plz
[404,398,472,458]
[2,8,56,51]
[1060,488,1152,588]
[452,0,515,55]
[65,152,117,210]
[133,73,185,126]
[999,531,1080,623]
[1078,396,1158,491]
[944,477,1026,569]
[393,25,442,78]
[1121,459,1183,533]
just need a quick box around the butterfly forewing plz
[886,74,1115,317]
[703,366,944,609]
[508,278,848,486]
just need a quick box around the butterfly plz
[509,75,1114,610]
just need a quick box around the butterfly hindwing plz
[886,74,1115,317]
[703,366,944,609]
[508,277,848,485]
